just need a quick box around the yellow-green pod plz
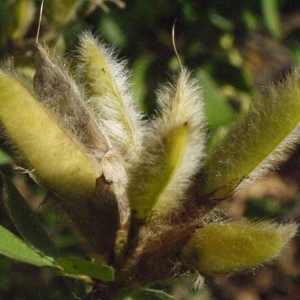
[200,69,300,198]
[128,69,206,220]
[77,33,143,155]
[0,70,99,201]
[129,124,189,220]
[181,221,296,275]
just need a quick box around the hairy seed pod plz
[0,70,121,256]
[0,70,99,200]
[128,69,206,220]
[200,69,300,199]
[77,32,143,158]
[181,221,297,275]
[34,45,110,161]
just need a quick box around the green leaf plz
[58,258,114,282]
[0,149,12,165]
[1,172,59,258]
[99,14,127,49]
[9,0,36,40]
[131,56,154,112]
[208,10,234,31]
[130,289,176,300]
[0,225,56,268]
[261,0,281,39]
[196,68,234,129]
[43,0,83,28]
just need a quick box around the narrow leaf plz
[261,0,281,39]
[0,225,56,268]
[131,56,154,112]
[1,172,58,258]
[58,258,114,282]
[130,289,176,300]
[10,0,35,39]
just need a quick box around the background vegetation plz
[1,0,300,299]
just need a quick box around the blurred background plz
[1,0,300,299]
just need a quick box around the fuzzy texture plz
[1,31,300,297]
[180,220,297,275]
[0,69,124,257]
[200,69,300,198]
[0,70,99,200]
[34,44,129,224]
[77,33,143,159]
[100,148,129,222]
[128,69,206,219]
[34,45,110,163]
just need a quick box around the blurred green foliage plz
[1,0,300,299]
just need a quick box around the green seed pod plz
[181,221,297,275]
[200,69,300,199]
[0,71,99,200]
[128,69,206,220]
[0,70,117,256]
[77,33,143,157]
[34,45,110,161]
